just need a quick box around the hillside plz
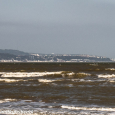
[0,53,16,60]
[0,49,29,56]
[0,49,113,62]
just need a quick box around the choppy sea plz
[0,62,115,115]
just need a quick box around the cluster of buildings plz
[0,54,113,62]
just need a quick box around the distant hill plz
[0,49,29,56]
[0,49,113,62]
[0,53,16,60]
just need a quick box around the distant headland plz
[0,49,113,62]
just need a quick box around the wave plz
[1,72,62,77]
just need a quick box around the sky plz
[0,0,115,58]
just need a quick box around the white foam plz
[0,78,27,82]
[0,98,17,103]
[0,72,6,74]
[0,71,91,78]
[68,72,91,76]
[62,72,91,77]
[77,72,91,76]
[71,79,105,82]
[38,79,56,83]
[98,74,115,78]
[67,72,75,76]
[109,80,115,82]
[38,78,63,83]
[61,105,115,111]
[105,68,115,70]
[0,99,114,114]
[1,72,62,78]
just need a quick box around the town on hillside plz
[0,49,113,62]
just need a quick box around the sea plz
[0,62,115,115]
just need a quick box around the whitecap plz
[0,78,27,82]
[98,74,115,78]
[0,98,17,103]
[105,68,115,70]
[61,105,115,111]
[1,72,62,78]
[38,79,56,83]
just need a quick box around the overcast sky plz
[0,0,115,58]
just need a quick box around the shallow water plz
[0,63,115,114]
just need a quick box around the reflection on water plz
[0,63,115,114]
